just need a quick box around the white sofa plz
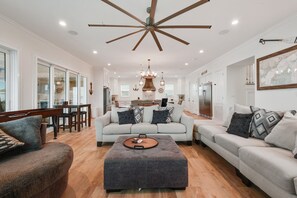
[194,108,297,198]
[95,106,194,146]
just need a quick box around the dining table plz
[54,104,92,132]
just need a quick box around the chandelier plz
[141,59,157,78]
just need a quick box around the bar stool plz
[58,108,77,132]
[71,110,87,128]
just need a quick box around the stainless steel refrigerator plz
[199,82,212,118]
[103,87,111,114]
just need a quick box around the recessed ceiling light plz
[93,50,98,54]
[136,75,138,78]
[231,19,239,25]
[185,63,189,66]
[59,20,67,27]
[118,75,121,78]
[107,63,111,66]
[199,50,204,53]
[114,72,116,74]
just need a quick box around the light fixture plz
[89,82,93,95]
[140,59,157,92]
[107,63,111,66]
[160,72,165,86]
[231,19,239,25]
[259,37,297,45]
[118,75,121,78]
[93,50,98,54]
[59,20,67,27]
[185,63,189,66]
[114,72,116,74]
[139,78,144,86]
[199,49,204,53]
[133,84,139,91]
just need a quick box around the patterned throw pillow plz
[249,106,282,140]
[117,110,136,125]
[0,129,24,155]
[132,107,144,123]
[151,110,169,124]
[158,107,174,123]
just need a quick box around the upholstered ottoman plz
[104,135,188,191]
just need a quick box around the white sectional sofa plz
[194,105,297,198]
[95,105,194,146]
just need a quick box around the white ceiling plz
[0,0,297,78]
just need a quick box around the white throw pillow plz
[111,106,129,123]
[223,104,252,128]
[265,111,297,151]
[167,103,184,123]
[143,105,159,123]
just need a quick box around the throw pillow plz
[117,110,136,125]
[132,106,144,123]
[249,106,282,140]
[111,106,129,123]
[143,105,159,123]
[158,106,174,123]
[151,110,169,124]
[167,103,184,122]
[227,113,254,138]
[0,115,42,151]
[223,104,252,128]
[0,129,24,155]
[265,111,297,151]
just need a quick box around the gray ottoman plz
[104,135,188,191]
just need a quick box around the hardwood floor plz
[48,121,268,198]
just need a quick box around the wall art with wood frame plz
[257,45,297,90]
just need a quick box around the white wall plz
[0,15,102,115]
[186,13,297,121]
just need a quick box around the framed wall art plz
[257,45,297,90]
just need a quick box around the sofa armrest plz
[294,177,297,195]
[95,111,111,144]
[181,113,194,141]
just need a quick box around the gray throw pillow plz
[151,110,169,124]
[111,106,129,123]
[158,106,174,123]
[227,113,254,138]
[0,115,42,151]
[117,110,136,125]
[265,111,297,151]
[0,129,24,155]
[132,107,144,123]
[249,106,282,140]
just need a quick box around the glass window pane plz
[69,73,77,105]
[80,76,87,104]
[37,64,50,108]
[54,68,66,105]
[0,52,5,112]
[120,85,130,97]
[165,84,174,97]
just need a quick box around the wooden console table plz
[0,108,63,139]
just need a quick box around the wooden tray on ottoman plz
[123,134,158,149]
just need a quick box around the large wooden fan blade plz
[154,29,189,45]
[102,0,146,25]
[88,24,144,28]
[158,25,212,29]
[106,29,145,44]
[150,30,163,51]
[155,0,210,26]
[149,0,157,25]
[132,30,149,51]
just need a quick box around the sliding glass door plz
[69,72,78,105]
[37,63,50,108]
[0,52,6,112]
[53,68,66,105]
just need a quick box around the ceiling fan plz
[88,0,212,51]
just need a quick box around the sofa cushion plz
[167,104,184,123]
[199,125,227,142]
[227,113,254,138]
[131,123,158,134]
[0,116,42,151]
[152,110,169,124]
[103,123,132,135]
[143,106,158,123]
[239,146,297,194]
[250,106,282,140]
[215,134,270,156]
[0,129,24,155]
[265,111,297,151]
[157,123,186,134]
[111,106,129,123]
[117,110,136,125]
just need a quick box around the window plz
[165,84,174,97]
[37,63,50,108]
[120,85,130,97]
[0,50,6,112]
[54,68,66,105]
[69,72,78,105]
[80,76,87,104]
